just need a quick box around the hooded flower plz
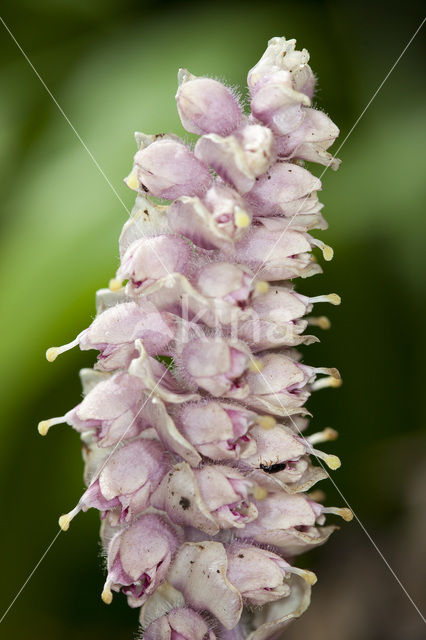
[246,352,340,415]
[38,371,147,445]
[180,336,252,398]
[116,234,193,295]
[168,183,252,251]
[41,35,348,640]
[47,300,175,370]
[226,544,316,605]
[151,462,258,534]
[101,513,180,607]
[236,492,352,556]
[176,401,258,460]
[58,438,168,529]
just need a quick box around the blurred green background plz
[0,0,425,638]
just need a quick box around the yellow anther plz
[303,570,318,585]
[249,358,264,373]
[324,454,341,470]
[46,347,58,362]
[38,420,50,436]
[322,245,334,261]
[109,277,123,292]
[257,415,277,430]
[101,586,113,605]
[124,167,139,191]
[324,506,354,521]
[340,508,354,522]
[318,316,331,329]
[303,570,318,586]
[312,375,342,392]
[290,566,318,585]
[58,514,71,531]
[308,316,331,330]
[327,293,341,305]
[324,427,338,440]
[234,208,251,228]
[255,280,269,294]
[307,489,326,502]
[253,486,268,501]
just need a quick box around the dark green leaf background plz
[0,1,424,638]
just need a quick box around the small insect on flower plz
[260,462,288,474]
[41,35,350,639]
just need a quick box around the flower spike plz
[40,34,348,639]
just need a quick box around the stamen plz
[37,416,66,436]
[314,367,341,379]
[257,415,277,430]
[322,506,353,521]
[101,581,113,605]
[124,167,139,191]
[307,427,338,444]
[309,293,341,306]
[254,280,270,295]
[307,489,326,502]
[311,238,334,261]
[252,486,268,501]
[234,207,251,228]
[58,505,81,531]
[46,337,80,362]
[311,376,342,391]
[307,316,331,330]
[311,449,341,470]
[287,566,317,585]
[249,358,264,373]
[109,277,123,291]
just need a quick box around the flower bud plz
[251,70,310,135]
[143,606,217,640]
[194,124,275,194]
[276,107,340,169]
[177,69,242,136]
[132,139,212,199]
[117,235,192,294]
[248,36,315,99]
[246,161,321,217]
